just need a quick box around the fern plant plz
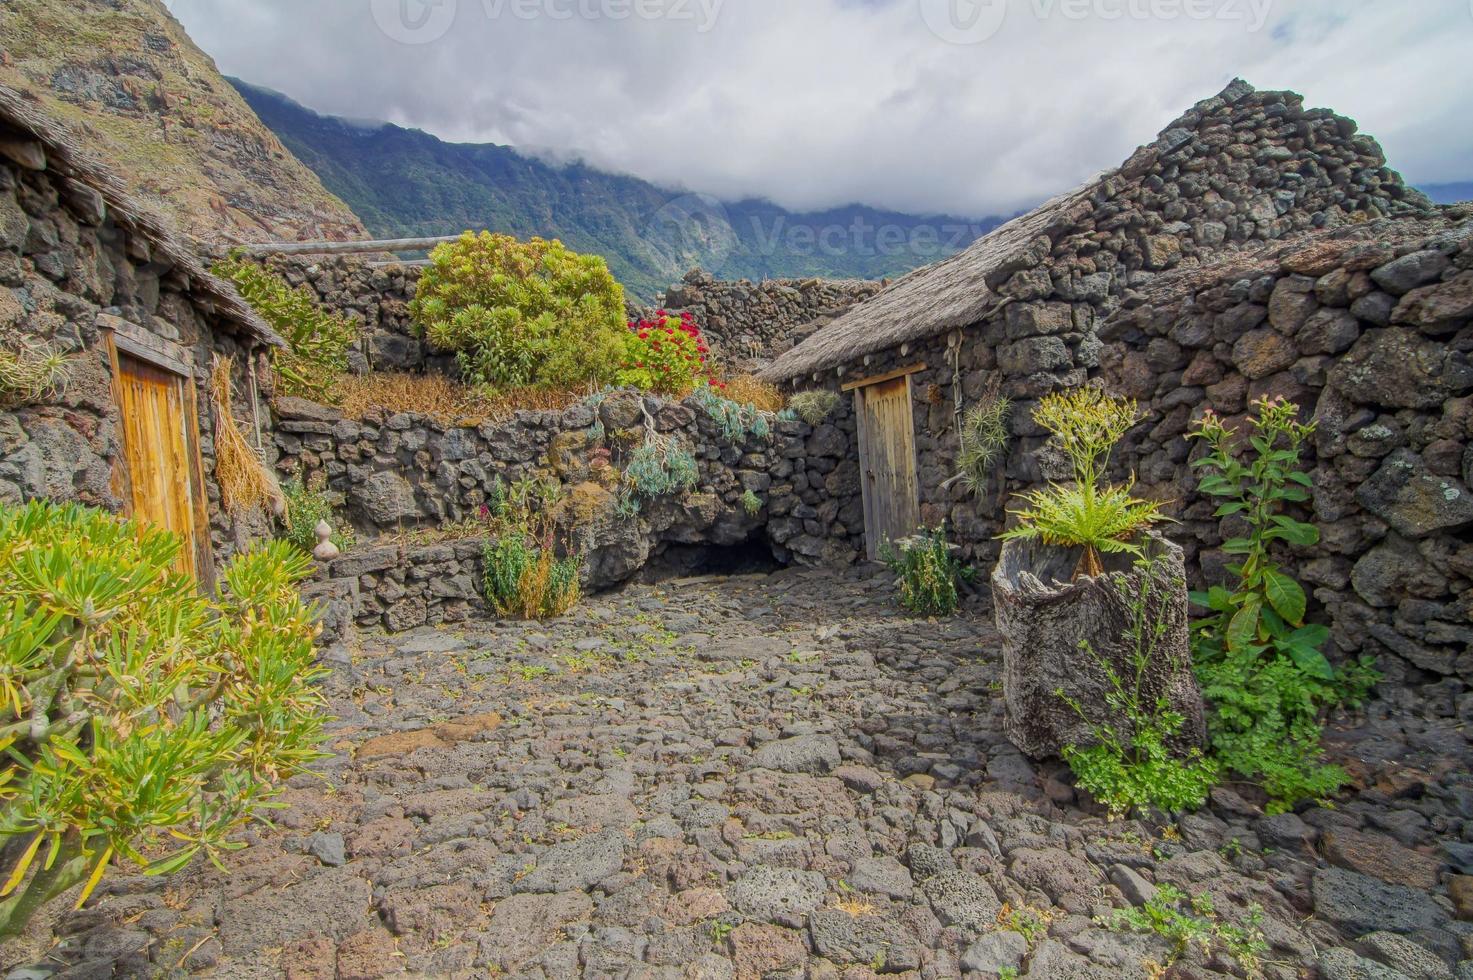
[999,388,1169,580]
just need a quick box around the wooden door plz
[114,353,209,579]
[855,375,921,560]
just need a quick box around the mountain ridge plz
[233,79,1000,301]
[0,0,365,244]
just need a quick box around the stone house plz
[760,80,1469,700]
[0,84,285,580]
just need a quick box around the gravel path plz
[14,567,1473,979]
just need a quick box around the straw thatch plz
[761,184,1097,381]
[0,84,283,348]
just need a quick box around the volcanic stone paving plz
[16,568,1473,979]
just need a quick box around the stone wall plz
[276,388,850,631]
[0,139,270,559]
[260,255,881,377]
[768,81,1466,710]
[657,269,883,373]
[1100,216,1473,715]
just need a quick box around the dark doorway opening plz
[637,538,783,582]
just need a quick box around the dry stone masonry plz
[261,254,882,378]
[760,80,1467,714]
[1103,215,1473,717]
[275,390,847,632]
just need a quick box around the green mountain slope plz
[233,80,998,300]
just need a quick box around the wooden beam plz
[841,362,926,392]
[239,234,484,257]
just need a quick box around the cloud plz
[172,0,1473,218]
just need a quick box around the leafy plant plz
[1186,397,1377,811]
[1106,884,1267,975]
[956,383,1011,499]
[1000,388,1169,580]
[481,486,580,620]
[0,338,70,407]
[741,489,762,517]
[617,311,713,395]
[623,439,700,500]
[410,232,627,390]
[691,388,772,442]
[0,501,328,939]
[213,255,358,402]
[1059,560,1218,818]
[788,389,839,425]
[281,478,352,556]
[880,525,976,617]
[483,532,580,620]
[1187,398,1329,676]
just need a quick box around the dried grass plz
[211,356,284,517]
[334,372,581,426]
[0,337,71,407]
[721,374,786,413]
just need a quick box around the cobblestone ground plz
[13,567,1473,979]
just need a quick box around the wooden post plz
[238,234,488,257]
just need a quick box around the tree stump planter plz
[992,531,1206,761]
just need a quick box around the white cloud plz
[172,0,1473,218]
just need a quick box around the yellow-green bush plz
[410,232,627,390]
[213,255,358,402]
[0,501,328,939]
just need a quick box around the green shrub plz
[616,311,713,395]
[787,389,839,425]
[1000,388,1169,580]
[482,531,580,620]
[1187,396,1377,811]
[741,489,762,517]
[956,385,1011,499]
[880,526,975,616]
[1059,560,1218,817]
[281,478,352,555]
[0,501,328,939]
[1107,884,1267,975]
[213,255,358,402]
[409,232,627,390]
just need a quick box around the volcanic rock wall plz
[274,389,845,632]
[1102,217,1473,716]
[260,255,880,377]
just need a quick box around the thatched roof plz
[761,184,1097,381]
[0,84,283,347]
[761,76,1435,383]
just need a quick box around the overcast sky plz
[169,0,1473,219]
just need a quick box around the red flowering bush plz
[616,310,717,395]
